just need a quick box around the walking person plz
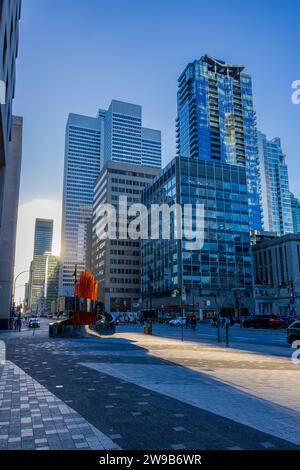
[17,312,22,332]
[185,316,190,329]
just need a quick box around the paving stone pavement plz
[1,322,300,450]
[0,359,120,450]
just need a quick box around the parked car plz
[28,317,40,328]
[282,317,299,328]
[242,315,283,329]
[169,316,186,327]
[287,321,300,345]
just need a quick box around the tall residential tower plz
[176,55,262,231]
[258,132,293,236]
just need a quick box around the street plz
[0,318,299,450]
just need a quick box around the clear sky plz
[13,0,300,299]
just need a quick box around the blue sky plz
[13,0,300,296]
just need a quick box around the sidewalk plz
[0,356,120,450]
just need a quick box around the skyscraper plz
[33,218,53,256]
[291,193,300,233]
[60,113,103,296]
[28,253,59,313]
[28,219,59,312]
[103,100,161,168]
[60,101,161,295]
[92,160,160,312]
[176,55,262,231]
[0,0,22,329]
[141,157,253,317]
[257,132,293,236]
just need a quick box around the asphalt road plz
[117,321,290,355]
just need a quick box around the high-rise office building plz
[60,101,161,295]
[0,0,22,329]
[103,100,161,168]
[60,113,103,295]
[92,160,160,312]
[141,157,253,318]
[28,252,59,313]
[291,193,300,233]
[28,219,59,312]
[257,132,293,236]
[33,218,53,255]
[176,55,262,231]
[141,127,161,168]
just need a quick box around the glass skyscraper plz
[60,113,103,295]
[60,101,161,295]
[291,193,300,233]
[33,218,53,256]
[141,156,253,317]
[176,55,262,231]
[257,131,293,236]
[103,100,161,168]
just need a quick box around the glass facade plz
[33,218,53,256]
[176,55,262,231]
[291,192,300,233]
[141,157,252,308]
[60,113,103,295]
[103,100,161,169]
[60,102,162,296]
[258,132,293,235]
[28,252,59,312]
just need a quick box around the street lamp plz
[10,270,29,328]
[233,256,244,327]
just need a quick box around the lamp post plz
[234,256,244,327]
[10,270,29,328]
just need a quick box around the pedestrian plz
[191,314,197,331]
[17,312,22,332]
[185,316,190,329]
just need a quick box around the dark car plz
[282,317,299,328]
[243,315,283,329]
[287,321,300,345]
[28,317,40,328]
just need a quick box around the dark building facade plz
[253,234,300,317]
[0,0,22,328]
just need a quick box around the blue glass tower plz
[257,132,293,236]
[33,219,53,256]
[290,193,300,233]
[176,55,262,231]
